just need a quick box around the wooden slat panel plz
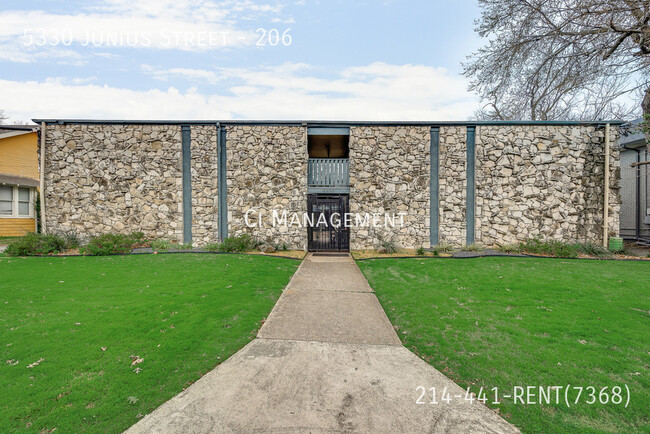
[0,218,36,236]
[308,158,349,187]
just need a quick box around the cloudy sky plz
[0,0,483,123]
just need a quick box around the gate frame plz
[307,194,350,252]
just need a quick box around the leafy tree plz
[464,0,650,120]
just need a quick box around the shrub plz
[177,242,193,251]
[81,232,142,256]
[5,233,68,256]
[518,238,580,258]
[497,244,521,254]
[204,242,221,252]
[150,238,173,252]
[377,238,397,254]
[431,242,453,254]
[205,234,259,253]
[273,242,289,252]
[130,232,145,245]
[464,243,483,252]
[57,229,81,249]
[416,246,426,256]
[576,242,612,258]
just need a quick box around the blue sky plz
[0,0,483,122]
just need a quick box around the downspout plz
[603,123,610,248]
[39,122,46,234]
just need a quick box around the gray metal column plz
[466,126,476,245]
[217,124,228,241]
[181,125,192,244]
[430,127,440,246]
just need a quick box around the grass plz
[0,254,298,432]
[357,257,650,432]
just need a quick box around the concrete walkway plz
[127,254,518,433]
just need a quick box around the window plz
[18,188,30,216]
[0,185,33,218]
[0,186,12,215]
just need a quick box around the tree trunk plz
[643,86,650,117]
[643,86,650,144]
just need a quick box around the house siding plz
[0,218,36,236]
[0,132,39,180]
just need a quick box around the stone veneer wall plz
[40,122,619,250]
[349,126,430,250]
[438,126,467,245]
[475,125,620,246]
[226,125,308,249]
[42,124,184,241]
[190,126,219,246]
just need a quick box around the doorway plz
[307,194,350,251]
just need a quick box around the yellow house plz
[0,125,40,236]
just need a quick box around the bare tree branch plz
[464,0,650,121]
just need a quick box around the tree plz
[0,109,7,124]
[464,0,650,121]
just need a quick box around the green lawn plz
[358,257,650,433]
[0,254,298,433]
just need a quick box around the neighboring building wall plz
[191,126,219,246]
[42,124,184,240]
[226,125,308,249]
[0,132,39,235]
[620,146,649,239]
[349,126,430,250]
[475,125,620,246]
[0,218,36,236]
[0,132,39,179]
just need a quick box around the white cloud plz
[0,0,290,60]
[0,62,478,122]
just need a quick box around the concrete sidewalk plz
[127,253,518,433]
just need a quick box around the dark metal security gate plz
[307,194,350,251]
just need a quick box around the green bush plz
[464,243,483,252]
[273,242,289,251]
[576,242,612,258]
[58,229,81,249]
[177,242,193,251]
[81,232,142,256]
[5,233,68,256]
[377,238,397,254]
[519,239,617,259]
[496,244,521,254]
[431,242,453,255]
[150,238,173,252]
[205,234,259,253]
[416,246,426,256]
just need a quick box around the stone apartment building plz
[33,119,621,251]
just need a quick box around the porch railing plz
[308,158,349,187]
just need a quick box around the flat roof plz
[31,119,625,127]
[620,118,647,149]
